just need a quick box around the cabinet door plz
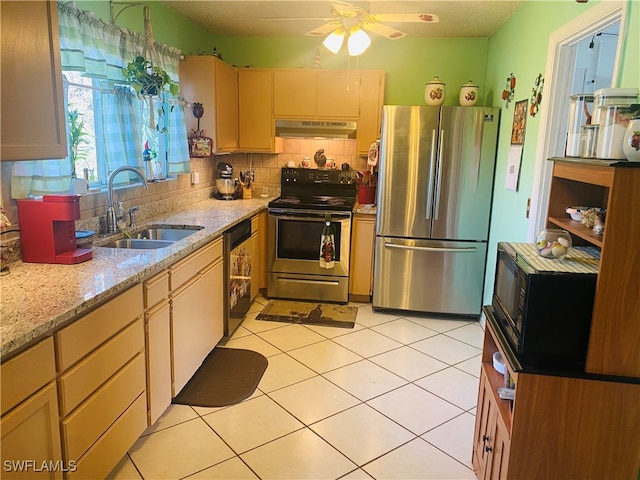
[171,258,224,395]
[490,418,510,480]
[349,214,375,298]
[215,59,239,152]
[250,215,260,301]
[357,70,385,155]
[239,69,274,152]
[1,1,67,161]
[317,71,360,118]
[472,371,498,480]
[145,300,171,425]
[259,210,268,290]
[1,383,63,480]
[273,70,316,117]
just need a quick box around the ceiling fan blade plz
[374,13,440,24]
[306,22,340,37]
[331,1,358,17]
[364,22,407,39]
[261,16,331,21]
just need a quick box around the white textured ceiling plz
[159,1,525,38]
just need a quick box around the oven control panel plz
[281,168,356,185]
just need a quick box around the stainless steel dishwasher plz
[223,219,252,337]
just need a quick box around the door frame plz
[527,1,628,241]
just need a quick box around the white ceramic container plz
[459,81,479,106]
[424,76,446,106]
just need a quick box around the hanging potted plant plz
[121,56,179,97]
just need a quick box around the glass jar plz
[534,229,572,260]
[581,124,599,158]
[623,115,640,162]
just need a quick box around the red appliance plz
[16,194,92,264]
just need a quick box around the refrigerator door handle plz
[426,128,437,220]
[434,128,445,220]
[384,242,477,254]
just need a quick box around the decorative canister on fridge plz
[623,115,640,162]
[459,81,479,106]
[424,76,446,106]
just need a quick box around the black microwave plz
[491,242,599,372]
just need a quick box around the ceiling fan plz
[262,1,439,55]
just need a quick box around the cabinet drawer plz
[66,393,146,480]
[1,337,55,416]
[169,238,222,290]
[58,319,143,416]
[56,284,143,372]
[61,353,145,461]
[144,270,169,309]
[251,214,259,234]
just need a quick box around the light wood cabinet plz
[1,1,67,161]
[170,238,224,395]
[238,69,276,152]
[546,160,640,377]
[258,210,268,290]
[273,70,317,118]
[349,214,375,301]
[143,271,171,426]
[180,56,238,154]
[356,70,385,155]
[250,215,260,301]
[317,71,360,118]
[473,313,640,479]
[1,338,62,480]
[56,285,145,479]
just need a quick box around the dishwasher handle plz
[225,219,252,249]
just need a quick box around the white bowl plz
[565,206,585,221]
[492,351,506,375]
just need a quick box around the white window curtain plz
[11,2,190,198]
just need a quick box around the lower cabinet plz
[250,214,260,301]
[170,238,224,395]
[349,213,376,301]
[1,338,62,480]
[56,285,146,480]
[473,313,640,479]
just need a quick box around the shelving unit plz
[473,158,640,479]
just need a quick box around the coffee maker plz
[16,194,92,264]
[215,162,239,200]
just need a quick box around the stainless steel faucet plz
[106,166,148,233]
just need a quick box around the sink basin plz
[103,239,175,249]
[135,225,203,241]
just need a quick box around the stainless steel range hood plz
[275,120,357,139]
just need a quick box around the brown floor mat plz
[257,300,357,329]
[172,347,268,408]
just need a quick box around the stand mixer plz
[215,162,239,200]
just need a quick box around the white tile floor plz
[109,296,483,480]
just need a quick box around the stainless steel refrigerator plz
[372,105,500,317]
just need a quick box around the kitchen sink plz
[101,225,204,249]
[135,225,203,241]
[102,239,175,249]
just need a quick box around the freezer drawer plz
[372,237,487,317]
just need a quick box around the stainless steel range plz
[267,167,357,303]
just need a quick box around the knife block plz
[16,194,92,264]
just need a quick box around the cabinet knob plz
[485,445,493,453]
[482,435,490,442]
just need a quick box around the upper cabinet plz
[273,70,360,119]
[180,55,239,154]
[356,70,385,156]
[238,69,278,153]
[1,1,68,161]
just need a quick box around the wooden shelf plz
[548,216,604,247]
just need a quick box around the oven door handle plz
[269,210,352,221]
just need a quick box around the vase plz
[623,116,640,162]
[424,76,445,106]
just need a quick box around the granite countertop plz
[354,203,376,215]
[0,197,271,360]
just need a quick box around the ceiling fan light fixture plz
[347,26,371,56]
[323,29,345,54]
